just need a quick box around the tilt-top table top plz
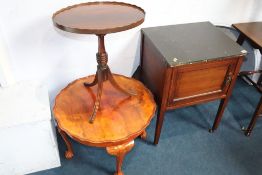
[52,1,145,34]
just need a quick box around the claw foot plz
[107,141,134,175]
[65,150,74,159]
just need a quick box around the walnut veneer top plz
[52,2,145,34]
[53,74,156,147]
[232,22,262,49]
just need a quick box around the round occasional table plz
[52,2,156,175]
[53,1,145,123]
[53,75,156,175]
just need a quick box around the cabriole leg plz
[106,141,135,175]
[58,127,74,159]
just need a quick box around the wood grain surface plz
[233,22,262,49]
[141,23,245,144]
[53,1,145,34]
[53,74,156,147]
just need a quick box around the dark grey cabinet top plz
[142,22,246,67]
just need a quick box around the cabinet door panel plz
[168,58,237,106]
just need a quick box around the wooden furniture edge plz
[53,74,156,147]
[52,1,145,34]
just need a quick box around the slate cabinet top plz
[142,22,245,67]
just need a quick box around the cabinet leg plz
[244,96,262,136]
[58,127,74,159]
[210,57,243,133]
[140,130,147,140]
[154,106,165,145]
[106,141,134,175]
[210,97,230,133]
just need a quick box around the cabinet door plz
[168,58,238,108]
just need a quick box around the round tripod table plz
[53,1,145,123]
[53,74,156,175]
[52,2,155,175]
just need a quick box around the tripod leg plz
[107,68,136,96]
[84,71,98,87]
[89,69,104,123]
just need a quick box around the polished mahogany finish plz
[140,22,245,144]
[83,34,135,123]
[53,2,145,123]
[53,1,145,34]
[233,22,262,136]
[54,74,156,175]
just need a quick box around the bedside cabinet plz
[140,22,246,144]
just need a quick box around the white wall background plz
[0,0,261,105]
[0,26,15,87]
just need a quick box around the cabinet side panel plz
[141,34,168,103]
